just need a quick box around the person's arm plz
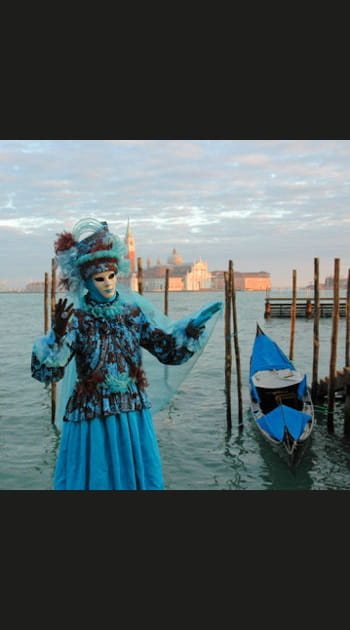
[31,299,76,385]
[140,301,223,365]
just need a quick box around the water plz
[1,290,350,491]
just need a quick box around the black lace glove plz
[53,298,74,340]
[185,321,205,339]
[191,301,223,327]
[185,302,223,339]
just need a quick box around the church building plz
[124,218,136,274]
[142,248,212,291]
[120,220,270,292]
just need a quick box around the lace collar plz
[80,292,124,319]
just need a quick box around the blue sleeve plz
[31,327,75,385]
[140,309,213,365]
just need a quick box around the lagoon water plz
[1,289,350,491]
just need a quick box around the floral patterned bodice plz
[31,293,205,422]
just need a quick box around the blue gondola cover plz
[257,404,311,442]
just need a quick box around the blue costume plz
[31,218,222,490]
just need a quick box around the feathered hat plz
[54,218,130,296]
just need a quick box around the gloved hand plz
[54,298,74,340]
[190,301,223,328]
[185,301,223,339]
[185,321,205,339]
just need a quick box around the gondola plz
[249,324,315,465]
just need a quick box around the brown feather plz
[54,232,77,254]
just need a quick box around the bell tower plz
[124,218,136,274]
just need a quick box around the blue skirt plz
[53,409,164,490]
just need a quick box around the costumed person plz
[31,218,223,490]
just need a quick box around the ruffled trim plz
[63,386,151,422]
[79,293,125,319]
[32,329,72,367]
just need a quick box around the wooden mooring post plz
[345,268,350,368]
[164,268,169,315]
[137,257,143,295]
[326,258,340,433]
[224,269,232,430]
[311,258,320,400]
[289,269,297,361]
[230,260,243,429]
[344,270,350,435]
[44,272,49,334]
[224,260,243,431]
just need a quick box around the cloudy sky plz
[0,139,349,289]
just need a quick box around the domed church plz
[121,221,212,292]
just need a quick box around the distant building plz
[210,270,271,291]
[210,271,225,290]
[168,248,183,265]
[235,271,271,291]
[140,257,212,292]
[324,276,348,289]
[24,281,47,293]
[120,221,271,291]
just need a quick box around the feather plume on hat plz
[54,218,130,296]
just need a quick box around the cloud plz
[0,139,349,288]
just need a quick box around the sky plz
[0,139,349,289]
